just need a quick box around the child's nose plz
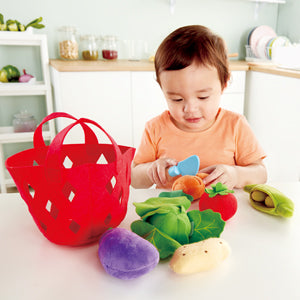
[184,99,199,113]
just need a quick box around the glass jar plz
[58,26,79,60]
[13,111,37,133]
[80,35,99,60]
[102,35,118,60]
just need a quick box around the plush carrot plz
[172,173,208,201]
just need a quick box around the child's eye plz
[198,96,209,100]
[171,98,183,102]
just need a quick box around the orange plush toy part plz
[172,173,208,201]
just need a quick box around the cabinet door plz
[220,71,246,114]
[245,71,300,181]
[51,69,132,146]
[131,72,167,148]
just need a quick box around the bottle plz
[102,36,118,60]
[13,111,37,132]
[58,26,79,60]
[80,35,99,60]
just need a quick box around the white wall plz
[1,0,279,59]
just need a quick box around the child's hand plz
[199,164,237,190]
[147,158,177,187]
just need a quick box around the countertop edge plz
[49,59,249,72]
[49,59,300,79]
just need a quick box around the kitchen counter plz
[49,59,249,72]
[49,59,300,78]
[1,182,299,300]
[248,63,300,79]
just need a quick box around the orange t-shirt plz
[134,109,266,188]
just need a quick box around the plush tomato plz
[199,182,237,221]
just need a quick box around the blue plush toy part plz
[168,155,200,177]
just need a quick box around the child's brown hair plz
[155,25,230,89]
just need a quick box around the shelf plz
[0,81,47,96]
[0,33,55,193]
[0,126,51,144]
[0,31,46,46]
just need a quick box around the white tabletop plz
[0,182,299,300]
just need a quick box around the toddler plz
[131,25,267,190]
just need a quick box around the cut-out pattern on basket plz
[69,220,81,234]
[63,156,73,168]
[97,153,108,164]
[27,184,35,199]
[62,182,77,203]
[104,213,112,225]
[46,200,59,219]
[106,175,117,194]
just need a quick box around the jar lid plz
[80,34,96,41]
[14,111,34,119]
[58,26,77,33]
[102,35,117,41]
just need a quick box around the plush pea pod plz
[244,184,294,218]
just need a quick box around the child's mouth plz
[186,118,201,123]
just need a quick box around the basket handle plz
[45,117,123,172]
[33,112,99,149]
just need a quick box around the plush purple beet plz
[98,228,159,280]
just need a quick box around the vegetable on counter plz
[131,191,225,259]
[199,182,238,221]
[0,13,45,31]
[98,228,159,280]
[169,237,231,274]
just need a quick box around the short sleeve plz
[133,124,157,165]
[234,115,266,165]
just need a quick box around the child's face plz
[160,62,225,132]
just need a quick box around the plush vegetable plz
[133,195,192,245]
[19,69,34,83]
[199,182,237,221]
[98,228,159,280]
[169,238,231,274]
[0,65,20,82]
[172,173,208,201]
[131,192,225,259]
[244,184,294,217]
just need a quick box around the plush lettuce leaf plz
[131,220,182,259]
[133,196,191,220]
[159,190,193,202]
[147,208,191,245]
[187,209,225,243]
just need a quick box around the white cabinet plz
[50,69,132,146]
[220,71,246,114]
[131,72,167,148]
[0,32,55,193]
[50,69,246,150]
[245,71,300,182]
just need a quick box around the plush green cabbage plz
[131,191,226,259]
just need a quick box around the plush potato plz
[98,228,159,280]
[169,238,230,274]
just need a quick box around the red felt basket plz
[6,112,135,246]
